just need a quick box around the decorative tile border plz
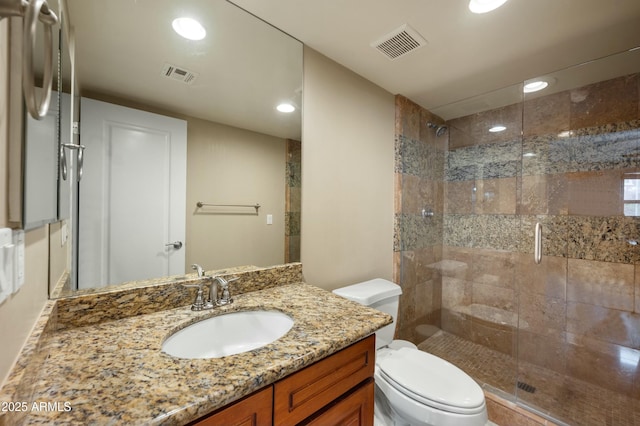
[397,135,445,180]
[442,213,640,264]
[445,119,640,182]
[447,139,522,182]
[396,213,443,252]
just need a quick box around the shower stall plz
[395,47,640,425]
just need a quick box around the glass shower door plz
[436,83,524,398]
[516,47,640,425]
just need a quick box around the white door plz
[78,98,187,289]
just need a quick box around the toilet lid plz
[377,348,485,415]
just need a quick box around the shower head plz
[427,122,448,137]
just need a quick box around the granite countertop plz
[2,280,391,425]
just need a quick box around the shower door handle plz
[534,222,542,264]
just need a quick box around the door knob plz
[165,241,183,250]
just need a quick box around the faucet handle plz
[181,281,212,311]
[214,276,238,305]
[216,276,239,286]
[218,287,233,306]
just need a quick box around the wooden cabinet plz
[191,335,376,426]
[274,335,375,425]
[193,386,273,426]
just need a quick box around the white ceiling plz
[231,0,640,119]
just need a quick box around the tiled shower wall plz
[394,95,445,342]
[395,73,640,398]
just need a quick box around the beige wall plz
[186,118,286,270]
[301,48,396,289]
[0,228,49,385]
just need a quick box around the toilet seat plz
[376,347,485,415]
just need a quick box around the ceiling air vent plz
[371,24,427,60]
[161,63,199,85]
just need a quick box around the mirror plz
[51,0,302,297]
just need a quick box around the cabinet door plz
[303,379,374,426]
[193,386,273,426]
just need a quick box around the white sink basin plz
[162,310,294,359]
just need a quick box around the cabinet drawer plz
[274,334,375,425]
[303,379,374,426]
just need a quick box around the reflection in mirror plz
[51,0,302,297]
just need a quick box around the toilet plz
[333,279,488,426]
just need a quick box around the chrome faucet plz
[182,264,238,310]
[207,277,219,307]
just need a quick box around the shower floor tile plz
[418,331,640,426]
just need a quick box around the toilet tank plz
[332,279,402,349]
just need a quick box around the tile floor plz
[418,331,640,426]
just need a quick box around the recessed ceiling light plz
[276,103,295,113]
[468,0,509,14]
[489,125,506,132]
[523,80,549,93]
[172,17,206,41]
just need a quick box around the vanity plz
[0,264,391,425]
[198,335,375,426]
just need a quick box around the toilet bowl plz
[333,279,488,426]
